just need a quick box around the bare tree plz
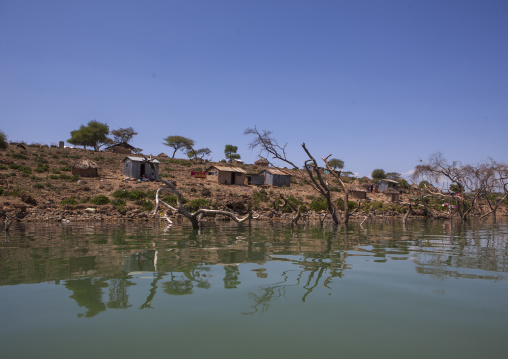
[479,160,508,221]
[412,153,486,221]
[146,160,257,228]
[245,126,348,224]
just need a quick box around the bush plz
[336,198,358,211]
[162,194,187,207]
[33,183,45,189]
[184,198,209,212]
[61,197,78,206]
[252,189,269,202]
[90,195,110,205]
[11,152,27,160]
[167,158,193,166]
[8,163,19,170]
[139,199,153,212]
[111,198,126,206]
[310,196,328,212]
[0,164,7,170]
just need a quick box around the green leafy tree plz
[328,158,345,170]
[224,144,240,162]
[187,147,212,161]
[110,127,138,143]
[385,172,401,180]
[0,130,8,150]
[163,136,195,158]
[68,120,111,151]
[371,168,386,181]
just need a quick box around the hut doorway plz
[140,163,146,177]
[231,172,236,184]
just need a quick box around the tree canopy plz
[328,158,344,170]
[385,172,401,180]
[110,127,138,144]
[371,168,386,181]
[68,120,111,151]
[187,147,212,161]
[224,144,240,162]
[0,130,8,150]
[163,136,194,158]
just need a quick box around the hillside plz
[0,144,485,224]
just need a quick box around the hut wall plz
[123,160,159,179]
[251,175,265,186]
[217,171,245,185]
[350,191,366,200]
[264,172,290,187]
[72,168,98,177]
[113,146,132,154]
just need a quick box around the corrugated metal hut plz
[259,168,291,187]
[384,187,400,202]
[72,159,98,177]
[122,157,160,180]
[348,183,367,200]
[378,179,399,192]
[206,165,247,185]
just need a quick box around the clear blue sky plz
[1,0,507,177]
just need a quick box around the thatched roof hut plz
[72,159,98,177]
[348,182,368,200]
[254,157,270,167]
[384,187,400,202]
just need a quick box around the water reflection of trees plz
[2,220,507,317]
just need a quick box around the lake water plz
[1,219,507,359]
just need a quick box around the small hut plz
[122,157,160,180]
[254,157,270,168]
[378,179,399,192]
[259,168,291,187]
[384,187,400,202]
[348,183,368,200]
[206,165,247,185]
[72,159,98,177]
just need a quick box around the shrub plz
[8,163,19,170]
[60,166,71,172]
[139,199,153,212]
[162,194,187,207]
[336,198,358,211]
[0,164,7,170]
[111,198,126,206]
[90,195,110,205]
[185,198,209,212]
[33,183,45,189]
[167,158,192,166]
[12,152,27,160]
[310,196,328,212]
[61,197,78,206]
[252,189,269,202]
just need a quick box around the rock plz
[21,194,37,206]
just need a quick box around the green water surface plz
[1,219,507,359]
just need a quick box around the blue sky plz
[1,0,507,177]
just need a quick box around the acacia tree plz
[163,136,194,158]
[478,160,508,221]
[110,127,138,143]
[68,120,111,151]
[328,159,344,170]
[224,145,241,162]
[187,147,212,161]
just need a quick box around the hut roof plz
[106,142,136,150]
[255,157,269,165]
[380,179,399,184]
[206,165,247,174]
[348,183,367,192]
[157,152,169,157]
[72,159,98,169]
[384,187,400,194]
[260,168,291,176]
[122,156,160,163]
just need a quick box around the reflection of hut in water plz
[384,187,400,202]
[122,156,159,180]
[348,182,368,200]
[72,159,98,177]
